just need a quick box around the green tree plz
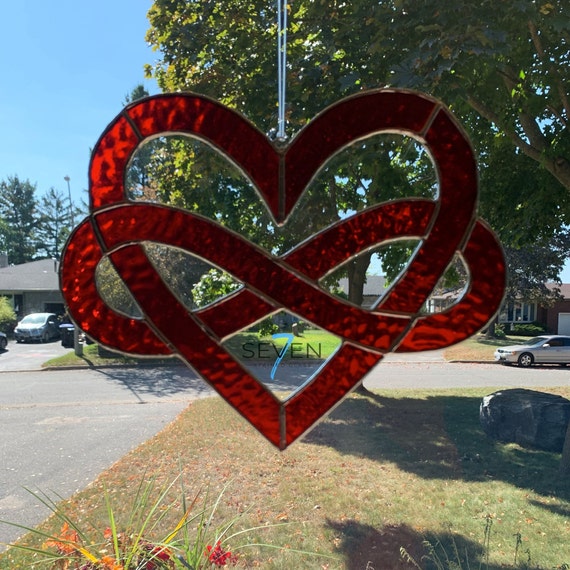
[144,0,570,295]
[0,296,16,334]
[35,187,80,260]
[124,84,155,197]
[385,0,570,193]
[0,176,38,264]
[143,1,442,305]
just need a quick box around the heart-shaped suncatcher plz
[60,89,505,449]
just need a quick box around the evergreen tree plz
[35,187,80,260]
[0,176,38,264]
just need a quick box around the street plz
[0,342,568,549]
[0,360,212,548]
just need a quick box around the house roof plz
[547,283,570,299]
[0,259,60,292]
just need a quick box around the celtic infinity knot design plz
[60,90,506,449]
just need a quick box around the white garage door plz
[559,313,570,335]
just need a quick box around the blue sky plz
[0,0,158,205]
[2,1,568,282]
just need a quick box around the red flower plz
[205,541,238,566]
[141,542,172,569]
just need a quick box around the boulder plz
[479,389,570,452]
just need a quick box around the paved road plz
[0,364,211,548]
[0,344,568,549]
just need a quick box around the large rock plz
[480,389,570,452]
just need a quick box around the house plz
[0,256,65,318]
[336,275,387,308]
[433,282,570,335]
[338,272,570,335]
[539,283,570,335]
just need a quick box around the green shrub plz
[509,322,546,336]
[256,317,279,337]
[0,297,16,334]
[494,324,506,339]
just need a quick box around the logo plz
[240,333,323,379]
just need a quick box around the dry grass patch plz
[2,387,570,568]
[443,335,533,362]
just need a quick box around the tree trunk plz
[347,253,372,306]
[485,315,498,339]
[347,253,373,394]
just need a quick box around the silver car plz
[14,313,60,343]
[494,335,570,367]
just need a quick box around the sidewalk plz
[383,348,446,362]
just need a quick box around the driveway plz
[0,338,70,372]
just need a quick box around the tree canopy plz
[0,176,38,264]
[0,176,81,264]
[142,0,570,308]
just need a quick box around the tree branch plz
[528,18,570,121]
[465,95,542,162]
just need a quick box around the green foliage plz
[509,322,547,337]
[2,476,319,569]
[256,317,279,337]
[0,175,82,264]
[493,324,507,339]
[0,176,38,264]
[144,0,442,301]
[400,518,542,570]
[387,0,570,194]
[191,268,241,309]
[144,0,570,301]
[96,257,142,318]
[35,187,79,260]
[0,297,16,334]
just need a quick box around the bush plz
[493,323,507,339]
[0,297,16,334]
[509,322,546,336]
[256,317,279,337]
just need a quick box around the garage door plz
[559,313,570,335]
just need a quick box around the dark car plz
[14,313,60,343]
[0,332,7,350]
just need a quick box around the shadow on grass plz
[304,391,570,502]
[325,519,510,570]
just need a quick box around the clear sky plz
[1,1,568,282]
[0,0,158,205]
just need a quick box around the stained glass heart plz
[60,90,505,449]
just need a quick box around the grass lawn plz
[2,382,570,568]
[43,332,526,369]
[444,334,530,362]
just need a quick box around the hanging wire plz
[277,0,288,140]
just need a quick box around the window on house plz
[500,301,537,323]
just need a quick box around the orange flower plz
[100,555,124,570]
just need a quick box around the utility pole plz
[64,175,75,227]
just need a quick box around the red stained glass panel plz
[60,90,506,449]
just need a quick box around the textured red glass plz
[60,90,506,449]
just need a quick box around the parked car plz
[14,313,60,343]
[0,332,7,350]
[494,335,570,367]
